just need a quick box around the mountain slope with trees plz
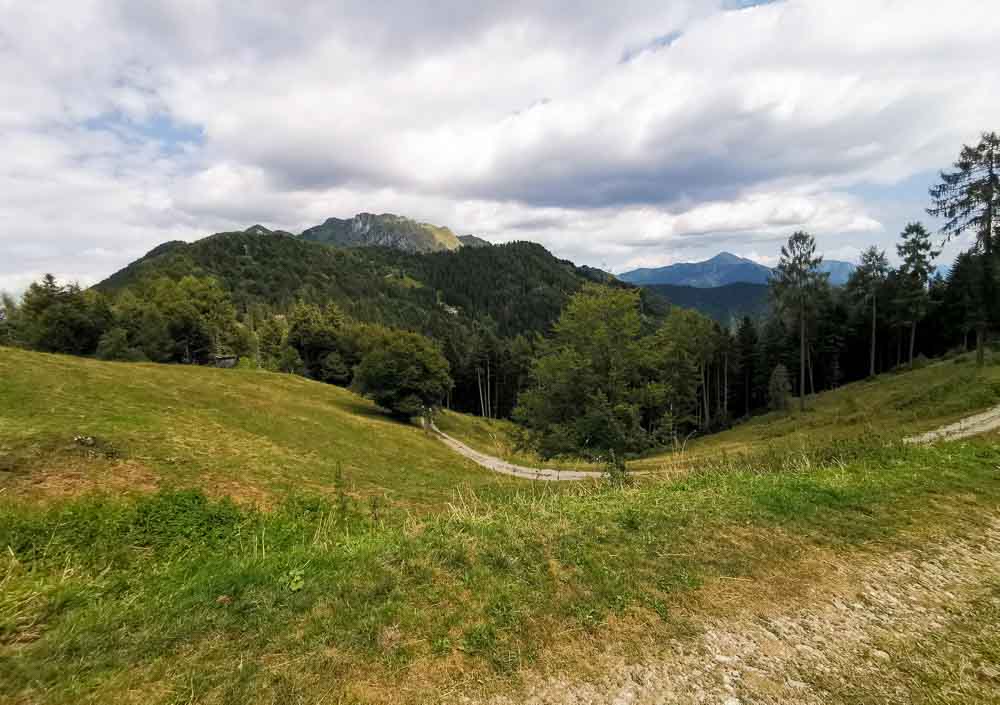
[643,282,769,324]
[81,229,665,419]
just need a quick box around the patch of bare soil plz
[475,516,1000,705]
[0,458,159,502]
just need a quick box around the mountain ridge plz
[620,252,855,287]
[300,212,462,253]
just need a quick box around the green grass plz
[4,439,1000,702]
[0,346,514,510]
[677,353,1000,460]
[3,348,1000,703]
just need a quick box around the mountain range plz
[96,213,857,329]
[95,223,652,341]
[619,252,855,287]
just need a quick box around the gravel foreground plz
[475,515,1000,705]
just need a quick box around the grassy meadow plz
[0,347,514,510]
[2,346,1000,704]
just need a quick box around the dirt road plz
[431,423,606,481]
[904,403,1000,444]
[478,515,1000,705]
[435,402,1000,482]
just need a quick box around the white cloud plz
[1,0,999,293]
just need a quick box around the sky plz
[2,0,999,294]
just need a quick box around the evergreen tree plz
[895,223,939,367]
[928,132,1000,365]
[848,246,890,377]
[770,231,829,411]
[735,316,759,417]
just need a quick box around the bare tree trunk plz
[744,365,750,417]
[908,321,917,368]
[799,308,806,412]
[723,351,729,418]
[702,363,710,429]
[869,295,877,377]
[715,361,721,417]
[980,189,994,368]
[476,367,485,417]
[485,356,491,419]
[807,345,815,397]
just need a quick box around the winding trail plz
[431,423,606,481]
[434,402,1000,482]
[903,402,1000,444]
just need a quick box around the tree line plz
[512,132,1000,459]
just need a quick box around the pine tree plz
[928,132,1000,365]
[849,246,890,377]
[736,316,759,416]
[771,231,829,411]
[895,223,939,367]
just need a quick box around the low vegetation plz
[0,347,510,509]
[2,348,1000,703]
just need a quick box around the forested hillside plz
[644,282,769,323]
[77,229,665,418]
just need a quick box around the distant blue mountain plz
[620,252,855,287]
[817,260,855,285]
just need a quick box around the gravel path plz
[904,403,1000,444]
[477,515,1000,705]
[431,423,606,481]
[435,402,1000,482]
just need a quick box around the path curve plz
[431,423,606,481]
[434,401,1000,482]
[904,403,1000,444]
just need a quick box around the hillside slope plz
[2,347,1000,705]
[0,347,509,508]
[94,232,636,339]
[644,281,770,323]
[439,352,1000,472]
